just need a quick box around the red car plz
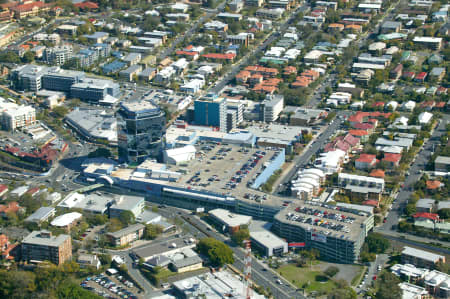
[373,275,377,281]
[383,218,387,223]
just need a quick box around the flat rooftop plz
[250,230,287,248]
[402,246,445,263]
[22,230,70,247]
[209,208,252,227]
[109,142,285,205]
[132,235,195,260]
[274,201,372,242]
[120,100,159,112]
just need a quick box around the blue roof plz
[112,51,123,58]
[84,32,108,39]
[78,49,95,56]
[102,60,126,73]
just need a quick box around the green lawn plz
[276,264,338,294]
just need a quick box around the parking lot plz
[165,141,285,205]
[80,271,142,299]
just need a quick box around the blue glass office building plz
[194,95,227,132]
[117,100,166,163]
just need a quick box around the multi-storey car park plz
[272,201,374,263]
[82,142,286,220]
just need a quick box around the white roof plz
[250,230,287,249]
[164,145,196,163]
[402,101,416,110]
[301,168,325,178]
[402,246,445,263]
[304,50,323,60]
[413,36,442,43]
[295,177,320,187]
[418,112,433,124]
[51,212,82,227]
[358,3,381,8]
[399,282,428,299]
[209,209,252,228]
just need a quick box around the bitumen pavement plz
[376,114,450,251]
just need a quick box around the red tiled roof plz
[283,66,297,74]
[202,53,236,60]
[356,154,376,164]
[353,123,374,130]
[74,1,99,9]
[0,184,7,194]
[370,169,385,178]
[0,234,8,249]
[426,180,443,189]
[383,153,401,163]
[236,70,250,78]
[10,1,50,13]
[349,130,369,136]
[420,100,435,108]
[437,86,447,94]
[0,202,21,214]
[435,102,445,108]
[343,133,359,147]
[372,101,385,107]
[176,50,199,56]
[415,72,427,80]
[329,23,345,28]
[363,200,379,207]
[413,212,439,221]
[26,187,40,195]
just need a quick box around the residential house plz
[434,156,450,172]
[106,224,145,247]
[0,234,17,260]
[429,67,446,82]
[355,154,377,170]
[0,202,24,218]
[382,153,401,167]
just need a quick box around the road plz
[181,213,305,299]
[356,254,389,293]
[274,110,351,194]
[375,114,450,251]
[209,4,310,94]
[157,3,227,61]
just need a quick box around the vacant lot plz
[276,262,364,295]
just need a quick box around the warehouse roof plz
[402,246,445,263]
[209,209,252,228]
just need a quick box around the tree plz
[231,228,250,246]
[107,218,123,233]
[197,238,234,267]
[88,147,112,158]
[205,0,218,8]
[119,210,135,226]
[145,223,164,240]
[366,233,390,254]
[438,208,450,220]
[328,287,357,299]
[324,266,339,278]
[22,51,35,63]
[52,106,69,118]
[375,271,401,299]
[0,51,20,63]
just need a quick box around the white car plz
[276,279,283,285]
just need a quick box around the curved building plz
[117,100,166,163]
